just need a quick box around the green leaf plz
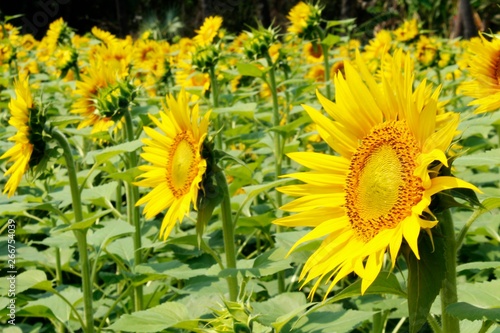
[325,18,356,29]
[58,209,113,232]
[457,261,500,272]
[219,247,292,278]
[404,231,446,333]
[252,293,308,331]
[107,166,142,183]
[88,219,135,247]
[236,178,292,218]
[236,63,264,78]
[321,34,341,48]
[134,260,208,280]
[447,302,500,321]
[107,302,191,332]
[452,148,500,167]
[286,306,374,333]
[213,102,258,119]
[0,270,51,296]
[83,139,143,164]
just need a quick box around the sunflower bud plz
[94,80,137,121]
[192,45,219,73]
[243,26,277,60]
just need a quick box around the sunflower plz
[45,18,68,52]
[1,75,36,197]
[71,61,126,133]
[194,16,223,47]
[274,49,478,296]
[394,19,418,42]
[135,90,211,239]
[287,2,311,35]
[461,33,500,113]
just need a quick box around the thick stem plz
[50,128,94,333]
[265,52,285,293]
[215,169,239,301]
[438,208,460,333]
[208,66,222,151]
[123,110,144,311]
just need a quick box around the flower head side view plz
[1,74,45,197]
[461,33,500,114]
[134,89,211,240]
[274,49,479,297]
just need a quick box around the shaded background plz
[0,0,499,41]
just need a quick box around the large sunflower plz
[1,75,35,197]
[135,90,211,239]
[461,34,500,113]
[274,50,478,296]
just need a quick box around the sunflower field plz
[0,2,500,333]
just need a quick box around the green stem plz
[456,208,482,250]
[123,109,144,311]
[372,311,384,333]
[315,27,332,100]
[265,52,286,293]
[50,128,94,333]
[426,314,442,333]
[208,66,222,151]
[215,169,238,301]
[438,208,460,333]
[52,216,63,286]
[478,320,494,333]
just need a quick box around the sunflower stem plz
[50,127,94,333]
[123,109,144,311]
[208,66,222,151]
[426,314,442,333]
[315,26,332,100]
[264,52,286,294]
[215,168,239,301]
[438,208,460,333]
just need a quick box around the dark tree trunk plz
[451,0,478,39]
[341,0,357,19]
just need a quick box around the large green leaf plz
[219,247,292,278]
[106,302,192,332]
[0,270,52,296]
[285,306,374,333]
[453,148,500,167]
[447,302,500,321]
[252,292,308,332]
[236,63,264,78]
[404,231,446,333]
[83,139,143,164]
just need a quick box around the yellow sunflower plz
[1,75,35,197]
[71,62,121,133]
[45,18,67,52]
[194,16,223,47]
[274,49,478,296]
[461,33,500,113]
[287,2,311,35]
[135,90,211,239]
[394,19,418,42]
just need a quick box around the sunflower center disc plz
[168,131,197,198]
[345,121,423,241]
